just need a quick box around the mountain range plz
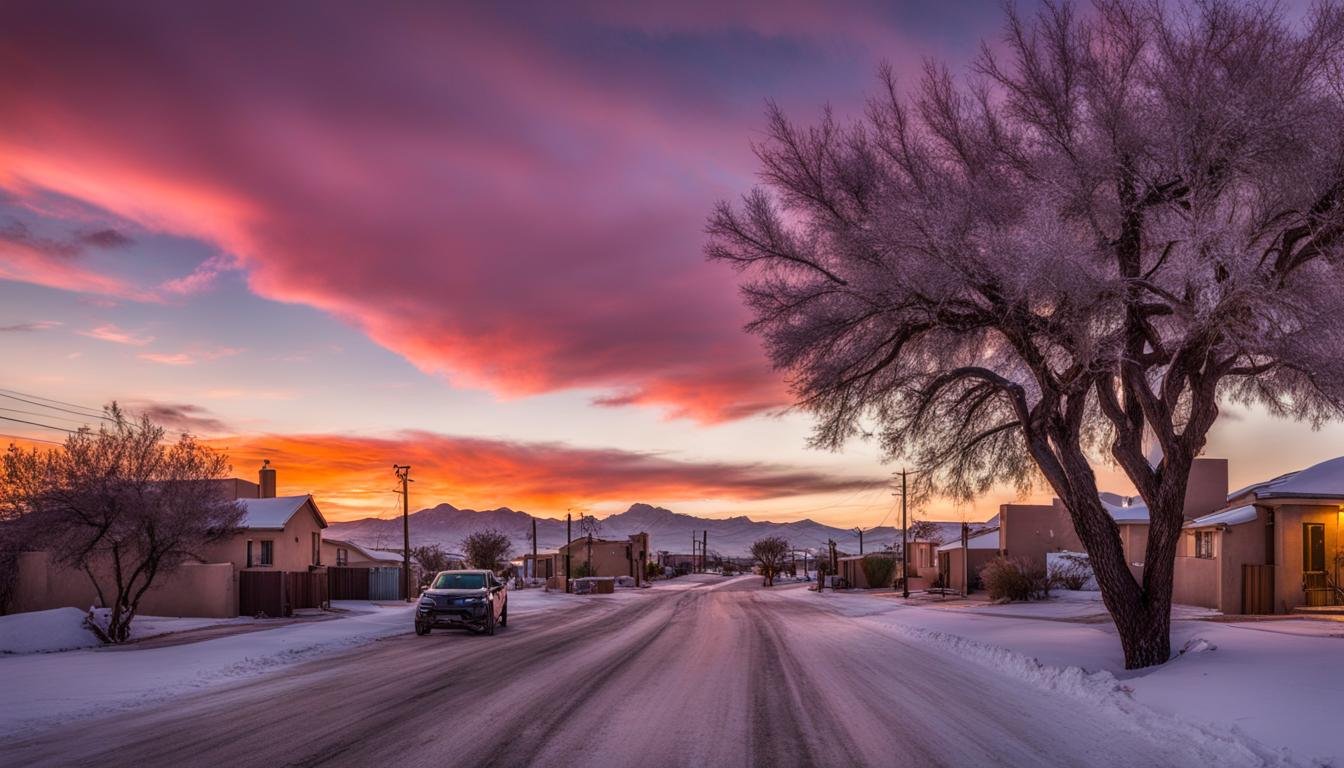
[325,502,972,557]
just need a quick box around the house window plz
[246,539,254,568]
[336,547,348,566]
[260,539,275,567]
[1195,530,1215,559]
[312,532,320,566]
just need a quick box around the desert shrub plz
[981,556,1051,601]
[1049,554,1093,591]
[573,561,596,578]
[859,555,898,588]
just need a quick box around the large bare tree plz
[709,1,1344,668]
[1,406,243,642]
[749,536,791,587]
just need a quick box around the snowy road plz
[1,576,1271,767]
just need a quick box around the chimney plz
[259,459,277,499]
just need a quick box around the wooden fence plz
[239,570,329,617]
[328,566,405,601]
[1241,564,1274,615]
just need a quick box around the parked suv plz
[415,570,508,636]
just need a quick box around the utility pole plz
[692,531,699,573]
[702,530,708,572]
[531,516,537,583]
[899,469,909,598]
[393,465,412,602]
[566,512,573,593]
[853,527,864,556]
[961,521,970,597]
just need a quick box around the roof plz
[937,528,1000,552]
[323,537,403,562]
[238,495,326,530]
[1098,492,1150,523]
[1231,456,1344,502]
[1186,504,1258,529]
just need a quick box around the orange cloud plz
[212,431,884,521]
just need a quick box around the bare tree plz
[749,536,791,587]
[709,2,1344,668]
[0,405,242,642]
[460,528,512,572]
[905,519,942,545]
[412,543,452,577]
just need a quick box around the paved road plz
[0,577,1231,767]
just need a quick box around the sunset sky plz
[1,0,1339,525]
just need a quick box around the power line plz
[0,390,111,422]
[0,414,76,433]
[0,406,101,427]
[0,432,63,446]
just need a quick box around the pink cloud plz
[0,3,940,421]
[80,323,154,346]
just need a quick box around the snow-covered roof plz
[937,528,1000,552]
[1099,492,1149,523]
[238,495,326,530]
[323,537,403,562]
[1186,504,1258,529]
[1231,456,1344,502]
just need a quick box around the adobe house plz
[936,527,1000,594]
[837,552,902,589]
[1174,456,1344,614]
[198,463,328,573]
[530,532,651,589]
[321,537,407,568]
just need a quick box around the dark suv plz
[415,570,508,635]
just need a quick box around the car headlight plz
[418,597,436,607]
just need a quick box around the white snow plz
[237,495,313,529]
[1239,454,1344,500]
[936,527,999,551]
[0,608,255,655]
[1188,504,1258,528]
[785,587,1343,766]
[0,602,414,736]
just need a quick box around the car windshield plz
[432,572,486,590]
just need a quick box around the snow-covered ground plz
[0,607,256,654]
[0,601,415,736]
[0,578,728,737]
[783,586,1343,766]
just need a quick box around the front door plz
[1303,523,1327,606]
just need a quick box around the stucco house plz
[937,527,1000,593]
[321,537,404,568]
[1174,456,1344,614]
[526,533,651,589]
[199,494,328,573]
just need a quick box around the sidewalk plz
[777,585,1342,766]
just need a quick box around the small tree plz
[412,544,451,578]
[905,519,942,545]
[710,2,1344,668]
[0,406,242,642]
[749,536,791,587]
[460,528,512,572]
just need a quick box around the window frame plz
[259,539,275,567]
[1194,530,1215,559]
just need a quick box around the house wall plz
[1173,508,1270,614]
[561,534,648,585]
[1185,458,1229,518]
[942,548,996,593]
[8,551,238,618]
[199,501,325,572]
[1118,523,1150,581]
[1001,503,1082,565]
[907,541,938,578]
[1270,504,1343,613]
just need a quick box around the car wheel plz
[483,607,496,636]
[499,601,507,627]
[415,621,430,636]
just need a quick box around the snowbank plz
[0,608,255,655]
[0,608,100,654]
[779,587,1342,766]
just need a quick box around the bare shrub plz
[981,557,1051,602]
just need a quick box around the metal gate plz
[369,566,402,600]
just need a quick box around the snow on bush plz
[1047,551,1098,591]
